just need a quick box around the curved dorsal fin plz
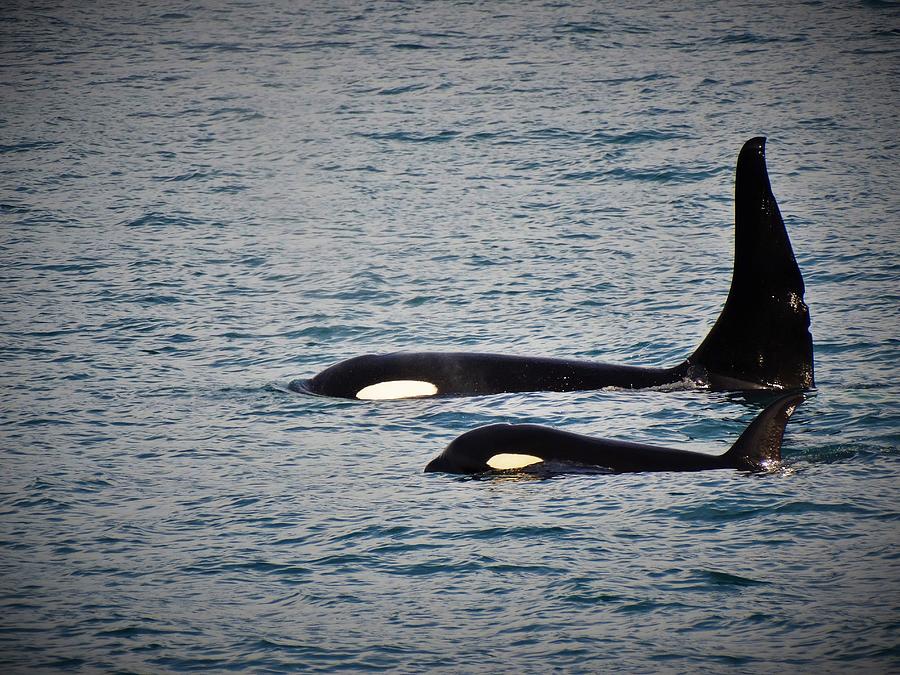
[723,393,804,470]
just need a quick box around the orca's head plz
[425,424,545,474]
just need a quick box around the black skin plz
[425,393,804,475]
[292,138,814,399]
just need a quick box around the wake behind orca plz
[291,138,813,400]
[425,393,803,475]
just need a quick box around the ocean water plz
[1,0,899,672]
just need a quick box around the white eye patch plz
[356,380,439,400]
[486,453,544,470]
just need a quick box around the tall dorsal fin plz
[687,137,814,389]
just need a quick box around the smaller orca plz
[424,393,803,474]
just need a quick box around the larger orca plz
[291,138,813,400]
[425,393,803,474]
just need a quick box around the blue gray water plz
[2,0,899,672]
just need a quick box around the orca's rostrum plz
[291,138,813,400]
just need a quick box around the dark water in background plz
[1,0,899,672]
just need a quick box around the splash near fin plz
[724,393,804,470]
[687,137,814,389]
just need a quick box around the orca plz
[291,137,813,400]
[424,393,803,474]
